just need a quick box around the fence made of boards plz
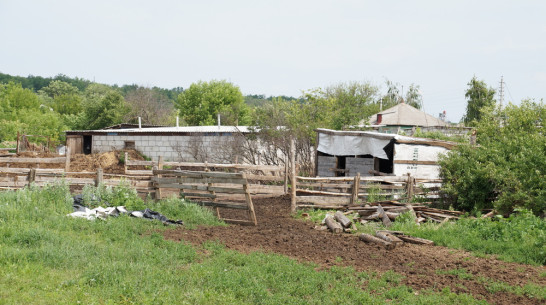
[293,173,442,210]
[152,169,257,225]
[0,152,287,200]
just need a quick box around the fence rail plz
[294,174,442,210]
[0,154,288,199]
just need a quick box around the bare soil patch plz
[163,195,545,305]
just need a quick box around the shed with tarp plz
[315,128,458,179]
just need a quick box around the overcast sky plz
[1,0,545,122]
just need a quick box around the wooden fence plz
[293,173,442,210]
[124,153,287,198]
[0,153,287,199]
[152,169,257,225]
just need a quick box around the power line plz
[499,76,505,109]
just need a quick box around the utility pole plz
[499,76,505,109]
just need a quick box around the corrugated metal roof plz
[66,126,253,133]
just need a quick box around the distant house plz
[66,125,251,163]
[315,128,458,179]
[363,103,471,137]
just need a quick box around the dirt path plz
[163,196,545,305]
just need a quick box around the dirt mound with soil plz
[163,196,545,305]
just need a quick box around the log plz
[396,234,434,245]
[385,212,400,220]
[357,208,378,216]
[324,215,343,233]
[334,211,352,228]
[361,212,380,220]
[481,210,495,218]
[359,233,394,250]
[375,231,402,247]
[384,232,404,246]
[377,204,392,227]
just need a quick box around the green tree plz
[440,100,545,215]
[323,82,379,129]
[175,80,249,126]
[463,76,496,125]
[0,82,66,141]
[38,80,82,115]
[379,80,422,110]
[76,84,129,130]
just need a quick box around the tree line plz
[0,72,423,143]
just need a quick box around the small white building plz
[315,128,457,179]
[66,125,251,163]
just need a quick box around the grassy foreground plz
[0,183,486,304]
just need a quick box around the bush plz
[439,100,546,215]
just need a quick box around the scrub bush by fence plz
[439,100,546,216]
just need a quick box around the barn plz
[65,125,251,163]
[315,128,458,179]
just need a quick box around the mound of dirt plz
[163,196,546,305]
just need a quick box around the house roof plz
[366,103,448,127]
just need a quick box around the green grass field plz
[0,183,488,304]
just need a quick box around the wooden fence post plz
[406,173,414,201]
[350,172,361,205]
[158,156,164,170]
[284,159,288,195]
[95,168,103,187]
[153,165,161,200]
[290,137,296,213]
[16,131,20,154]
[65,146,71,172]
[124,152,128,174]
[28,168,36,184]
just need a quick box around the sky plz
[1,0,545,122]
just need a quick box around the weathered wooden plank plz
[125,170,153,175]
[222,219,256,226]
[153,170,244,179]
[193,201,249,210]
[295,189,352,197]
[393,160,439,165]
[157,183,208,191]
[297,176,410,183]
[153,176,247,185]
[296,196,351,205]
[182,192,217,199]
[0,157,66,164]
[244,174,284,182]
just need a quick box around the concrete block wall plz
[345,157,374,177]
[92,134,238,162]
[317,156,336,177]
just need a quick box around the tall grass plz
[390,209,546,265]
[0,183,486,304]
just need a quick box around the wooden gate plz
[153,169,257,226]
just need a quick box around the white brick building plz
[66,126,251,163]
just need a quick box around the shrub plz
[439,100,546,215]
